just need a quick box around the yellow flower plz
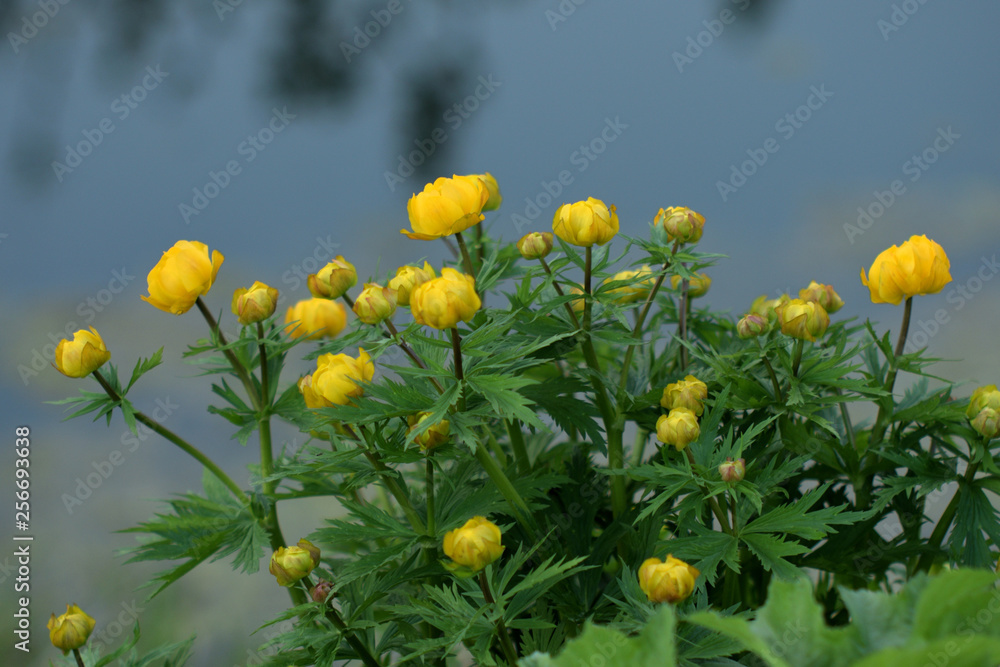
[737,313,768,339]
[269,539,321,587]
[776,299,830,342]
[661,375,708,416]
[638,555,700,603]
[656,408,700,451]
[567,286,586,314]
[47,604,96,653]
[799,281,844,314]
[670,272,711,298]
[467,172,502,211]
[552,197,619,247]
[410,268,482,330]
[231,281,278,326]
[605,266,656,304]
[299,349,374,407]
[353,283,397,325]
[408,412,450,451]
[308,256,357,299]
[749,294,789,325]
[860,234,952,305]
[653,207,705,245]
[971,408,1000,440]
[54,327,111,378]
[967,385,1000,418]
[389,262,436,306]
[443,516,504,572]
[517,232,554,260]
[719,457,746,484]
[402,175,489,240]
[141,240,224,315]
[284,298,347,340]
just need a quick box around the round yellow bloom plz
[389,262,436,306]
[749,294,789,325]
[298,349,374,408]
[269,539,320,587]
[552,197,619,247]
[48,603,96,653]
[638,555,700,603]
[661,375,708,416]
[141,240,224,315]
[284,298,347,340]
[231,281,278,326]
[402,175,489,240]
[605,266,656,304]
[737,313,768,339]
[656,408,700,451]
[54,327,111,378]
[410,268,482,330]
[443,516,504,572]
[860,234,952,305]
[799,281,844,314]
[719,457,746,484]
[776,299,830,342]
[468,172,502,211]
[653,207,704,245]
[670,273,711,298]
[517,232,554,260]
[966,385,1000,419]
[408,412,451,451]
[972,408,1000,440]
[308,256,357,299]
[353,283,397,325]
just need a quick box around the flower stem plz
[343,425,427,534]
[455,232,477,279]
[256,322,287,567]
[756,339,783,401]
[478,571,520,666]
[425,455,436,538]
[791,339,805,378]
[195,297,259,411]
[617,261,671,396]
[539,258,581,329]
[475,442,536,538]
[73,648,87,667]
[92,371,248,504]
[684,448,732,535]
[915,448,982,573]
[451,328,465,410]
[506,419,531,476]
[869,297,913,449]
[678,277,690,370]
[311,585,382,667]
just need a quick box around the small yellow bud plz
[284,298,347,340]
[410,268,481,330]
[517,231,554,260]
[552,198,619,248]
[389,262,436,306]
[719,458,746,484]
[54,327,111,378]
[47,604,96,653]
[297,349,374,408]
[775,299,829,342]
[653,207,704,245]
[353,283,397,325]
[468,172,502,211]
[308,256,357,299]
[443,516,504,573]
[656,408,700,451]
[737,313,768,339]
[408,412,450,451]
[231,281,279,326]
[605,266,656,304]
[971,408,1000,440]
[749,294,789,325]
[269,539,321,586]
[967,385,1000,419]
[141,240,224,315]
[799,281,844,314]
[670,273,711,298]
[661,375,708,416]
[638,555,700,604]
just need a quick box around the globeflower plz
[389,262,436,306]
[47,604,96,653]
[517,232,554,260]
[860,234,952,305]
[269,539,321,587]
[656,408,700,451]
[54,327,111,378]
[308,256,357,299]
[552,197,618,247]
[407,412,450,451]
[638,555,700,603]
[298,349,374,408]
[141,240,224,315]
[670,273,711,298]
[653,207,704,245]
[799,281,844,314]
[966,385,1000,418]
[352,284,397,325]
[402,175,489,240]
[410,268,481,330]
[775,299,829,342]
[605,266,655,304]
[661,375,708,416]
[284,298,347,340]
[443,516,504,573]
[467,172,502,211]
[231,281,278,326]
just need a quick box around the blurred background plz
[1,0,999,664]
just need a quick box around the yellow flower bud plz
[661,375,708,415]
[719,457,746,483]
[269,539,320,587]
[298,349,374,407]
[308,256,357,299]
[231,281,278,326]
[605,266,656,304]
[407,412,450,451]
[776,299,830,342]
[284,298,347,340]
[971,408,1000,440]
[353,283,397,325]
[799,281,844,314]
[638,555,700,604]
[54,327,111,378]
[468,172,502,211]
[389,262,436,306]
[567,286,586,314]
[653,207,704,245]
[410,268,482,330]
[749,294,789,325]
[47,604,95,653]
[402,175,489,240]
[737,313,768,339]
[443,516,504,572]
[670,272,711,298]
[967,385,1000,419]
[141,240,224,315]
[656,408,700,451]
[517,232,554,260]
[860,234,952,305]
[552,198,619,247]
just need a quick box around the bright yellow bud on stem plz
[270,539,321,586]
[638,555,700,603]
[860,234,952,305]
[232,281,278,325]
[402,175,489,240]
[47,604,96,653]
[410,268,481,330]
[308,256,357,299]
[54,327,111,378]
[284,298,347,340]
[141,240,224,315]
[552,197,618,247]
[443,516,504,574]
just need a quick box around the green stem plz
[195,297,260,411]
[916,452,981,573]
[478,571,520,666]
[312,584,382,667]
[791,339,804,378]
[426,456,436,538]
[451,328,465,409]
[475,443,536,538]
[630,427,649,467]
[345,425,427,534]
[455,232,477,279]
[684,448,732,535]
[539,258,582,329]
[756,339,783,401]
[506,419,531,476]
[92,371,247,504]
[617,261,671,396]
[869,297,913,449]
[73,648,87,667]
[678,277,690,370]
[382,318,445,394]
[729,490,739,534]
[256,322,287,563]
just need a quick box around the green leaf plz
[741,533,809,580]
[913,569,1000,640]
[126,347,164,393]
